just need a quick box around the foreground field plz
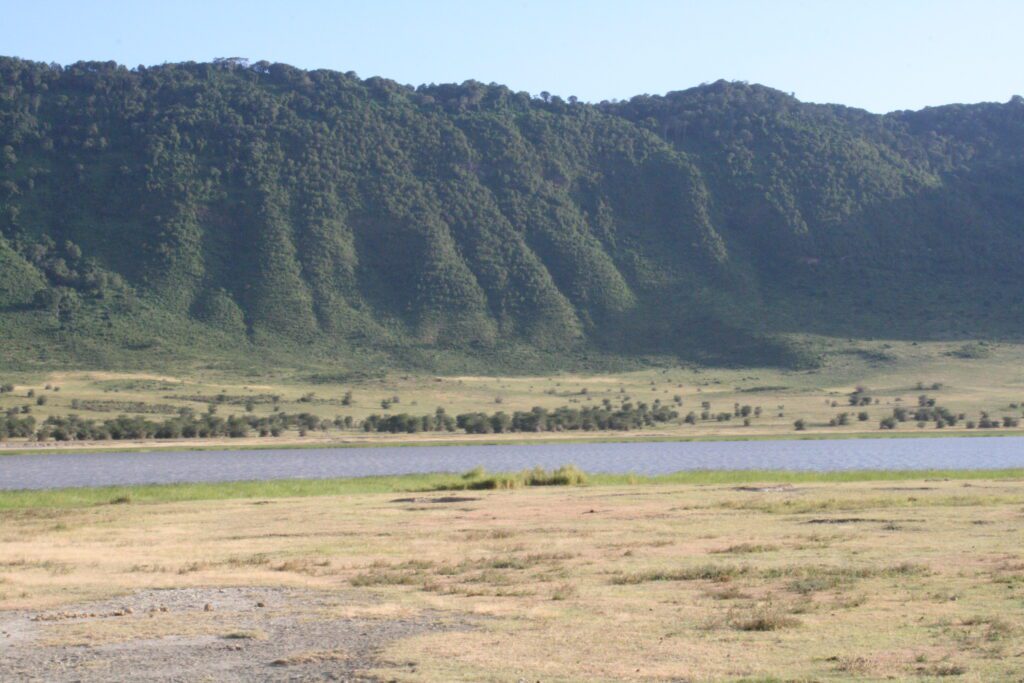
[2,475,1023,680]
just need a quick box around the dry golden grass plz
[2,478,1024,680]
[5,339,1024,452]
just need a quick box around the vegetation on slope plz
[1,58,1022,371]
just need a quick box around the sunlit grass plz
[3,474,1024,679]
[2,467,1022,510]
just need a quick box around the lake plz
[2,436,1024,490]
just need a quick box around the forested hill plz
[1,58,1022,371]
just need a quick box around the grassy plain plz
[3,467,1024,511]
[3,338,1024,451]
[2,475,1023,680]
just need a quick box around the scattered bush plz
[948,343,991,359]
[728,603,800,631]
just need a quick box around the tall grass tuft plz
[439,465,588,491]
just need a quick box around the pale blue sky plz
[4,0,1022,112]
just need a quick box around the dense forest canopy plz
[1,57,1022,371]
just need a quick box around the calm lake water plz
[2,436,1024,491]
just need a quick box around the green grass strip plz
[1,468,1021,511]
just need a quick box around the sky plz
[3,0,1023,113]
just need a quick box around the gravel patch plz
[0,587,469,681]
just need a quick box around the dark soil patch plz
[876,487,936,491]
[804,518,881,525]
[733,485,799,493]
[390,496,480,504]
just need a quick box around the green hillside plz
[1,58,1022,372]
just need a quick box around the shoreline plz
[3,467,1024,510]
[3,426,1024,456]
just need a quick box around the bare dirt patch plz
[0,587,469,682]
